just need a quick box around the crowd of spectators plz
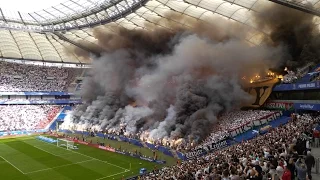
[296,63,314,78]
[82,110,277,152]
[168,110,277,152]
[140,113,320,180]
[0,105,62,132]
[310,73,320,82]
[175,110,276,151]
[282,71,298,84]
[218,110,275,131]
[0,61,82,91]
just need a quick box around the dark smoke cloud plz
[61,6,314,141]
[254,2,320,69]
[68,12,249,60]
[92,26,183,55]
[62,30,283,141]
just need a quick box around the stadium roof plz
[0,0,319,64]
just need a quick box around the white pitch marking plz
[95,170,130,180]
[34,139,129,171]
[32,145,77,157]
[0,155,25,174]
[24,159,95,174]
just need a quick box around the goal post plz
[57,138,74,150]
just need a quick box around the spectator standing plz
[295,158,307,180]
[313,129,319,148]
[230,168,240,180]
[286,158,296,180]
[282,166,292,180]
[305,151,315,179]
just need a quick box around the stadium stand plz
[296,64,320,83]
[36,106,62,129]
[196,110,276,149]
[280,63,320,84]
[313,75,320,82]
[55,106,73,121]
[0,105,63,131]
[139,113,319,180]
[282,71,298,84]
[0,61,82,91]
[218,110,276,131]
[48,106,73,130]
[65,110,278,152]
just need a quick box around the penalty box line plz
[35,138,130,172]
[0,155,95,175]
[95,169,130,180]
[24,159,95,174]
[0,155,25,174]
[32,145,76,157]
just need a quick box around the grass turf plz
[0,136,170,180]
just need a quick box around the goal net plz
[57,138,75,150]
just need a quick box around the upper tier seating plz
[0,61,82,91]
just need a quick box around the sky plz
[0,0,66,12]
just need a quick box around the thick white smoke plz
[149,105,176,139]
[105,106,154,133]
[62,33,283,142]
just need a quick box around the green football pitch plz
[0,136,162,180]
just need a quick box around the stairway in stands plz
[47,106,72,130]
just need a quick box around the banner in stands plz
[229,111,283,137]
[245,78,278,108]
[294,103,320,111]
[185,139,232,159]
[264,102,294,110]
[0,99,82,105]
[0,92,74,96]
[98,145,115,152]
[273,81,320,91]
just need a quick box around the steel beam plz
[268,0,320,16]
[53,32,100,57]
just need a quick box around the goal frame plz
[57,138,74,150]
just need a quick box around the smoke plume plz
[254,2,320,69]
[62,4,320,142]
[62,28,283,142]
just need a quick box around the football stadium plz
[1,0,320,179]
